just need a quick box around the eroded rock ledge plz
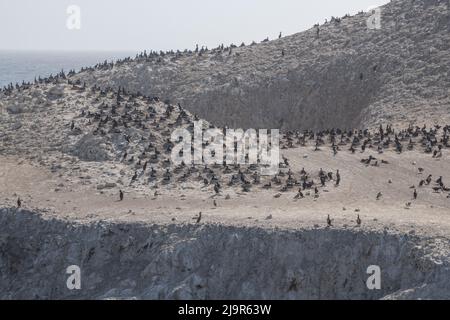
[1,208,449,300]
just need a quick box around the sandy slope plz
[2,146,450,238]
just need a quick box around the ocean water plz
[0,51,135,88]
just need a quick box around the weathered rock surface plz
[1,208,449,300]
[72,0,450,130]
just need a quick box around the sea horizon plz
[0,50,136,88]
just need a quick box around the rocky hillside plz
[71,0,450,130]
[2,58,450,301]
[0,77,284,196]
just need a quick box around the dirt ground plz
[2,144,449,238]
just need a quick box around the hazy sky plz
[0,0,389,52]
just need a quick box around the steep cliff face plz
[1,208,450,300]
[72,0,450,130]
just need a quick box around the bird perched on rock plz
[327,214,332,227]
[131,171,138,183]
[432,186,442,193]
[214,183,220,194]
[17,197,22,208]
[356,214,361,226]
[413,188,418,200]
[196,212,202,223]
[294,191,304,199]
[119,190,124,201]
[335,170,341,186]
[376,192,383,200]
